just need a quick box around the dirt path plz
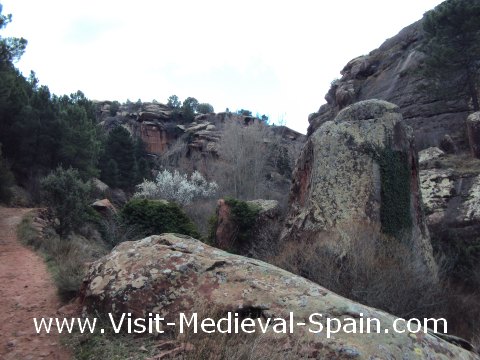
[0,207,71,360]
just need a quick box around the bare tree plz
[218,120,269,199]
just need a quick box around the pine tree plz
[101,126,136,189]
[0,144,13,203]
[103,159,119,188]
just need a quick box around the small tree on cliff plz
[421,0,480,110]
[196,103,214,114]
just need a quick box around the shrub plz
[183,199,217,239]
[40,166,92,237]
[99,214,141,248]
[196,103,214,114]
[122,199,200,238]
[271,223,442,320]
[17,211,107,300]
[134,169,218,206]
[224,197,260,244]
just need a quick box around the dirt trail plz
[0,207,70,360]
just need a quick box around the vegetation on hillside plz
[421,0,480,110]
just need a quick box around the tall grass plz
[17,211,107,300]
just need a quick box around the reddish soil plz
[0,207,71,360]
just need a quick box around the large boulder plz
[80,234,479,359]
[281,100,436,274]
[467,112,480,158]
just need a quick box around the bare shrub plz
[183,199,217,238]
[17,212,108,300]
[271,223,443,320]
[100,215,142,247]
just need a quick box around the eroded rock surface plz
[282,100,436,274]
[80,234,478,360]
[420,166,480,241]
[309,21,471,150]
[419,147,445,165]
[467,112,480,158]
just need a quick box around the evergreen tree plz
[182,97,198,122]
[196,103,214,114]
[101,126,136,189]
[133,138,151,182]
[103,159,119,188]
[167,95,181,109]
[422,0,480,110]
[57,94,100,179]
[40,167,92,237]
[136,157,150,183]
[0,144,13,203]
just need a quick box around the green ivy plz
[367,145,412,239]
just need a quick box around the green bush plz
[224,197,260,247]
[122,199,200,239]
[196,103,214,114]
[40,166,92,237]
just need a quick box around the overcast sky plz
[2,0,443,133]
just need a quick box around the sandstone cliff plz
[308,21,471,150]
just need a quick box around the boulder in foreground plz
[80,234,478,359]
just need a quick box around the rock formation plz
[282,100,436,274]
[80,234,478,359]
[467,112,480,158]
[420,154,480,247]
[213,198,280,258]
[309,21,471,150]
[418,147,445,164]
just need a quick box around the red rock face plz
[214,199,237,250]
[139,123,170,155]
[289,141,313,207]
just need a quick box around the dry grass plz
[17,211,108,300]
[423,151,480,175]
[66,303,315,360]
[271,223,443,320]
[183,199,218,239]
[271,222,480,345]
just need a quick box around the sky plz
[2,0,444,133]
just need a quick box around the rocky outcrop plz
[214,198,280,258]
[137,121,182,155]
[309,21,471,150]
[467,112,480,158]
[420,156,480,244]
[419,147,445,164]
[91,199,117,215]
[80,234,478,359]
[282,100,436,274]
